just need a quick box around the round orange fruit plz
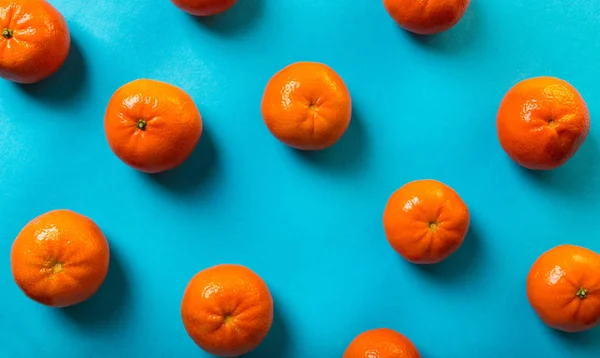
[343,328,421,358]
[11,210,110,307]
[261,62,352,150]
[181,264,273,357]
[0,0,70,83]
[383,179,469,264]
[527,245,600,332]
[383,0,470,35]
[104,79,203,173]
[497,77,590,170]
[170,0,237,16]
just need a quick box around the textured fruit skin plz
[261,62,352,150]
[383,179,469,264]
[0,0,70,83]
[170,0,237,16]
[104,79,203,173]
[181,264,273,357]
[383,0,470,35]
[527,245,600,332]
[11,210,109,308]
[497,77,590,170]
[343,328,421,358]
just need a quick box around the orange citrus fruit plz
[261,62,352,150]
[527,245,600,332]
[497,77,590,170]
[344,328,421,358]
[181,264,273,357]
[170,0,237,16]
[0,0,70,83]
[104,79,203,173]
[11,210,110,307]
[383,0,470,35]
[383,179,469,264]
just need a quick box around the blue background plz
[1,0,600,357]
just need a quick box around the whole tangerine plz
[181,264,273,357]
[0,0,70,83]
[11,210,110,307]
[343,328,421,358]
[170,0,237,16]
[497,77,590,170]
[261,62,352,150]
[383,179,469,264]
[527,245,600,332]
[383,0,470,35]
[104,79,203,173]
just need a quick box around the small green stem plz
[576,287,588,299]
[2,28,13,39]
[428,222,439,232]
[136,119,147,131]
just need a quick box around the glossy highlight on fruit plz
[261,61,352,150]
[383,0,470,35]
[383,179,469,264]
[104,79,203,173]
[343,328,421,358]
[170,0,237,16]
[0,0,70,83]
[497,77,590,170]
[181,264,273,357]
[11,210,110,307]
[527,245,600,332]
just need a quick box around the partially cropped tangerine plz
[343,328,421,358]
[11,210,110,307]
[261,62,352,150]
[181,264,273,357]
[527,245,600,332]
[497,77,590,170]
[170,0,237,16]
[383,0,470,35]
[0,0,70,83]
[104,79,203,173]
[383,179,469,264]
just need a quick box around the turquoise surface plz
[1,0,600,357]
